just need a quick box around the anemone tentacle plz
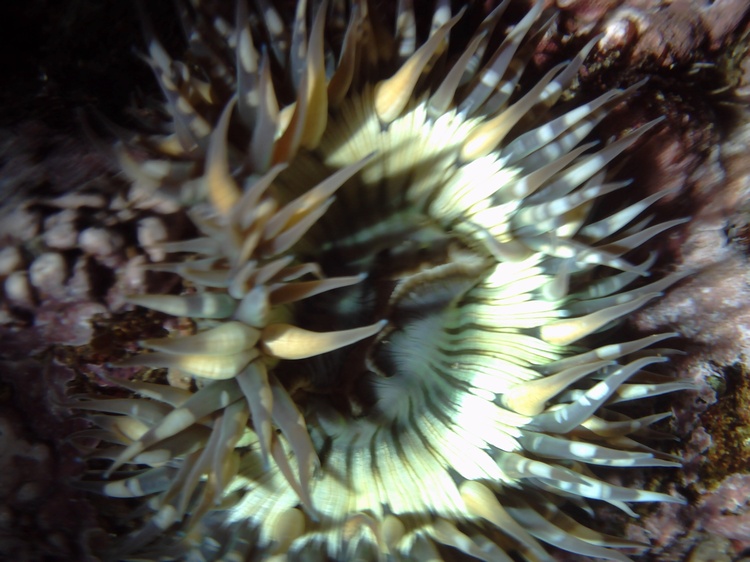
[77,1,686,560]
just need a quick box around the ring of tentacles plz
[73,0,690,560]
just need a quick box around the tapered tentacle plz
[77,2,688,560]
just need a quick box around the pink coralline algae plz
[0,359,100,561]
[625,65,750,562]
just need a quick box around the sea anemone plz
[76,0,691,560]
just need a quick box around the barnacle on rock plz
[76,0,690,560]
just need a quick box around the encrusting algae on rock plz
[72,0,692,560]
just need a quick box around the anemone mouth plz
[74,1,690,560]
